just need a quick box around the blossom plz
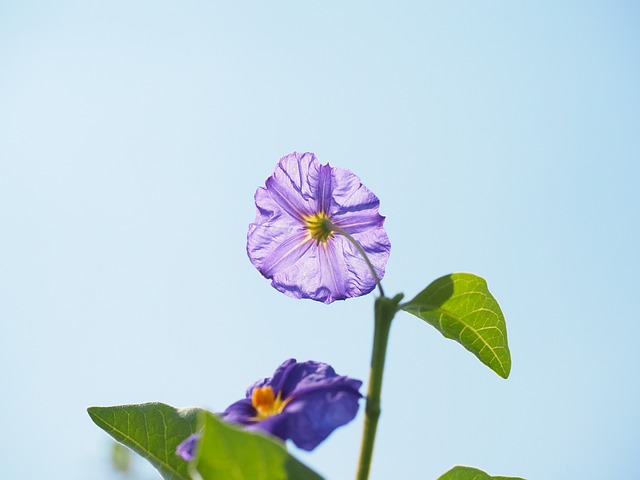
[176,359,362,457]
[222,358,362,451]
[247,152,390,304]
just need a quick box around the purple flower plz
[176,433,201,461]
[222,358,362,451]
[247,152,390,304]
[175,360,362,458]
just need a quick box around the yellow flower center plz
[251,386,290,421]
[304,212,334,243]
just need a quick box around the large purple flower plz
[176,359,362,458]
[247,152,390,304]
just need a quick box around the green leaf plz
[401,273,511,378]
[193,410,324,480]
[437,465,526,480]
[88,402,200,480]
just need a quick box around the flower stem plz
[355,293,403,480]
[325,220,397,478]
[328,224,385,298]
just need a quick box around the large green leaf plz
[437,465,526,480]
[193,410,323,480]
[88,402,200,480]
[401,273,511,378]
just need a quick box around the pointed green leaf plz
[437,465,526,480]
[401,273,511,378]
[88,402,201,480]
[193,410,323,480]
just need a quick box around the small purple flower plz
[248,152,390,304]
[175,360,362,458]
[176,433,201,461]
[222,358,362,451]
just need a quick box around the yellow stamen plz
[304,212,334,243]
[251,386,290,420]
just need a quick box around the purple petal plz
[176,433,201,461]
[256,380,362,451]
[329,166,382,221]
[340,228,391,296]
[276,360,362,402]
[318,241,350,300]
[265,176,308,222]
[255,230,314,278]
[252,186,305,230]
[280,361,338,396]
[264,152,320,219]
[247,358,298,398]
[255,239,347,304]
[303,235,381,300]
[252,359,340,398]
[220,398,257,425]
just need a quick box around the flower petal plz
[273,381,361,451]
[246,358,298,398]
[257,359,340,398]
[252,238,350,304]
[220,399,256,425]
[342,227,391,294]
[252,185,306,230]
[330,165,386,234]
[263,152,320,220]
[251,229,314,278]
[317,241,350,301]
[176,433,201,461]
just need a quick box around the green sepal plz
[401,273,511,378]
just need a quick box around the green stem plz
[323,219,398,478]
[355,294,403,480]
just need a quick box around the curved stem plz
[328,224,385,298]
[355,294,403,480]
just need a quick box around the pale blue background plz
[1,1,639,479]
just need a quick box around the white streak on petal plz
[258,231,313,278]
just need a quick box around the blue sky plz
[1,1,639,479]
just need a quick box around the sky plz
[1,1,639,479]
